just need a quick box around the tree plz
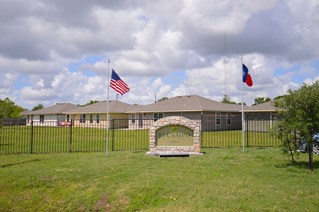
[157,97,168,102]
[0,98,24,119]
[81,100,98,107]
[253,97,271,106]
[274,81,319,170]
[273,95,286,100]
[221,95,237,104]
[32,104,44,111]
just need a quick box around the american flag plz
[110,69,130,95]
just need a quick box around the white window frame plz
[40,115,44,123]
[80,114,86,123]
[131,114,136,124]
[215,112,221,126]
[226,113,231,126]
[96,114,100,124]
[153,113,164,121]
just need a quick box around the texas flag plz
[242,64,253,87]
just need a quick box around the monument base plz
[146,150,203,157]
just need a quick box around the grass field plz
[0,147,318,211]
[0,126,150,154]
[201,130,281,147]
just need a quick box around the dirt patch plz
[94,195,112,211]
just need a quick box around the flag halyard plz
[110,69,130,95]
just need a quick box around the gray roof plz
[65,100,131,114]
[126,95,245,113]
[24,103,79,115]
[21,96,275,116]
[245,101,277,112]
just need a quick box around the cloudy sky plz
[1,0,319,110]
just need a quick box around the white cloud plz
[20,87,56,101]
[0,0,319,109]
[1,73,16,88]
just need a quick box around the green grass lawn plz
[0,147,318,211]
[0,126,150,154]
[202,130,281,147]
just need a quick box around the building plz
[65,100,131,128]
[24,103,79,126]
[22,96,277,131]
[245,101,278,132]
[126,95,245,130]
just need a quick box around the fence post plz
[112,119,115,151]
[200,114,203,146]
[246,113,249,147]
[30,120,34,154]
[69,118,73,153]
[0,119,2,154]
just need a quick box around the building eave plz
[244,110,276,112]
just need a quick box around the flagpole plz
[224,30,227,97]
[241,54,245,153]
[106,58,110,158]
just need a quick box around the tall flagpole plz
[241,54,245,153]
[224,30,227,97]
[106,58,110,158]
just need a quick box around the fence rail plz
[0,115,281,154]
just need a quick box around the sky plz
[1,0,319,110]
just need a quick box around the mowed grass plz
[0,147,318,211]
[0,126,150,154]
[202,130,281,147]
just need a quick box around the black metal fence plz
[0,115,281,154]
[201,113,280,147]
[1,118,26,126]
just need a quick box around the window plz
[66,115,70,122]
[40,115,44,123]
[131,114,136,124]
[96,114,100,124]
[80,114,86,123]
[215,112,221,126]
[153,113,164,121]
[90,114,93,124]
[226,113,231,126]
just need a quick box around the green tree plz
[0,98,24,119]
[274,81,319,170]
[273,95,286,100]
[253,97,271,106]
[221,95,237,104]
[32,104,44,111]
[81,100,98,107]
[157,97,168,102]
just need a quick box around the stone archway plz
[146,116,203,156]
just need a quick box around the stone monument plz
[146,116,203,156]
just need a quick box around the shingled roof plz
[126,95,245,113]
[24,103,79,115]
[65,100,131,114]
[245,101,277,112]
